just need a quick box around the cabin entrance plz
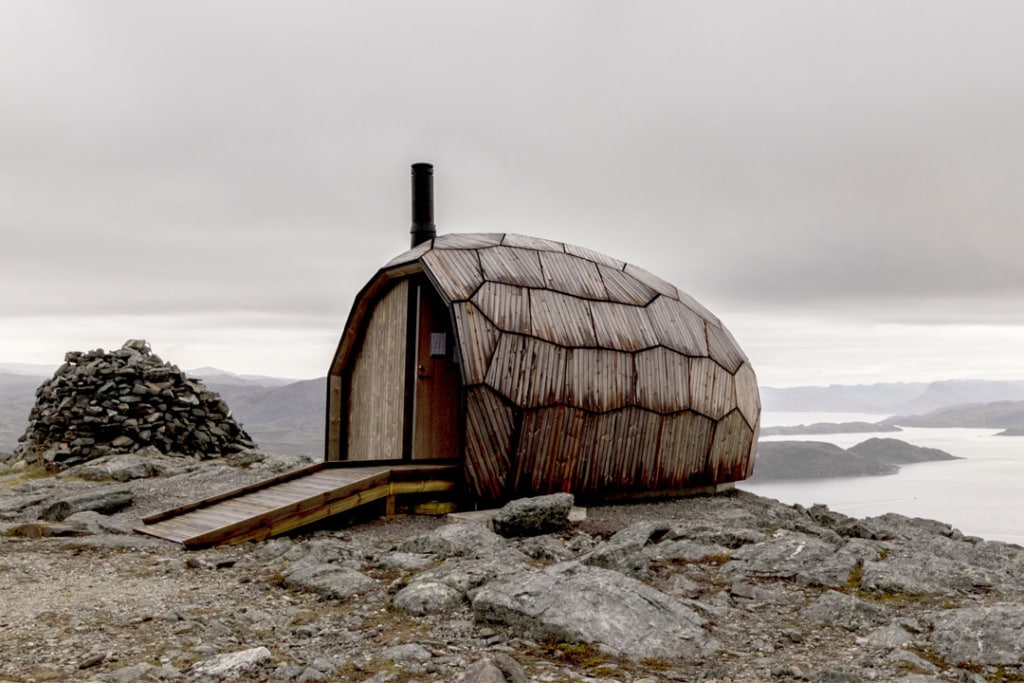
[339,277,460,462]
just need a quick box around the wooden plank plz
[706,322,746,374]
[647,296,709,357]
[463,387,514,502]
[471,282,531,334]
[422,248,484,301]
[512,406,587,496]
[529,289,596,348]
[709,409,754,484]
[590,301,659,352]
[502,233,564,252]
[690,357,737,420]
[623,263,678,299]
[484,334,567,408]
[479,246,546,288]
[434,233,504,249]
[658,411,715,489]
[635,347,690,414]
[598,264,658,306]
[347,279,407,461]
[564,242,625,269]
[327,375,342,460]
[141,462,326,523]
[383,239,434,268]
[452,302,501,385]
[565,348,634,413]
[538,251,608,300]
[734,362,760,431]
[675,288,720,326]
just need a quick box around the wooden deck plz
[135,461,461,549]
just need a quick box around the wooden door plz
[410,283,461,459]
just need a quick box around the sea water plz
[739,412,1024,545]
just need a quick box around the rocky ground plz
[2,451,1024,683]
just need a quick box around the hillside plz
[882,400,1024,430]
[749,437,960,482]
[762,378,1024,414]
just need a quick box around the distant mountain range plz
[761,379,1024,415]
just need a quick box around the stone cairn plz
[15,339,256,469]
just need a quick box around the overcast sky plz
[3,1,1023,387]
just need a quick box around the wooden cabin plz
[326,166,760,505]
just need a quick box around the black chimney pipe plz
[410,162,436,247]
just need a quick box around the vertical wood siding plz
[590,301,660,351]
[635,347,690,413]
[659,411,715,488]
[690,357,737,420]
[538,251,609,300]
[709,410,754,484]
[485,334,567,407]
[346,280,408,460]
[422,249,483,301]
[452,302,500,385]
[734,363,760,430]
[463,387,514,501]
[513,406,588,495]
[472,282,531,333]
[529,289,597,347]
[707,322,746,374]
[565,349,634,412]
[479,246,547,288]
[647,296,710,356]
[597,263,658,306]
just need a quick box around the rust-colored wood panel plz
[689,357,736,420]
[472,281,531,334]
[383,239,434,268]
[484,334,567,408]
[647,296,709,357]
[623,263,678,299]
[452,302,501,386]
[479,246,546,288]
[709,409,754,484]
[564,242,626,269]
[658,411,715,489]
[513,406,588,496]
[634,347,690,413]
[598,264,658,306]
[412,285,461,460]
[707,322,746,374]
[347,280,407,461]
[463,387,514,502]
[572,408,661,497]
[538,251,608,299]
[529,289,596,348]
[422,248,483,301]
[590,301,659,352]
[734,362,760,431]
[502,233,565,252]
[565,348,634,413]
[434,233,504,249]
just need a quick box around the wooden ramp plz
[135,461,461,549]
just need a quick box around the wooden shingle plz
[590,301,659,352]
[530,290,596,347]
[538,251,608,300]
[565,348,634,413]
[422,248,483,301]
[647,296,709,357]
[485,334,567,408]
[635,347,690,413]
[479,246,547,288]
[452,302,501,385]
[472,282,531,334]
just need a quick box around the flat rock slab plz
[190,646,272,677]
[39,487,133,522]
[283,563,376,600]
[472,561,711,660]
[926,604,1024,666]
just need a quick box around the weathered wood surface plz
[328,232,761,503]
[136,463,461,549]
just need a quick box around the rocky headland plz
[2,450,1023,683]
[748,438,961,482]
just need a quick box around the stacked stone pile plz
[14,339,255,469]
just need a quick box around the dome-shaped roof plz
[381,233,759,427]
[331,232,760,503]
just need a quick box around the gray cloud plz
[3,2,1024,378]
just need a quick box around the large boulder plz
[472,561,711,660]
[491,493,574,537]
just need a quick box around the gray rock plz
[472,561,709,660]
[376,551,436,571]
[799,590,889,631]
[103,662,157,682]
[459,654,527,683]
[408,553,527,598]
[190,646,272,676]
[39,487,133,521]
[726,531,839,578]
[65,510,135,535]
[398,523,509,558]
[515,534,574,561]
[491,493,574,537]
[283,563,376,599]
[863,624,913,649]
[394,580,465,615]
[381,643,432,664]
[926,604,1024,666]
[581,520,671,576]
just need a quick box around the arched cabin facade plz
[326,232,761,505]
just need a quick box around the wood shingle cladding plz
[328,232,761,503]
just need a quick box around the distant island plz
[881,400,1024,432]
[749,437,961,482]
[760,421,901,437]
